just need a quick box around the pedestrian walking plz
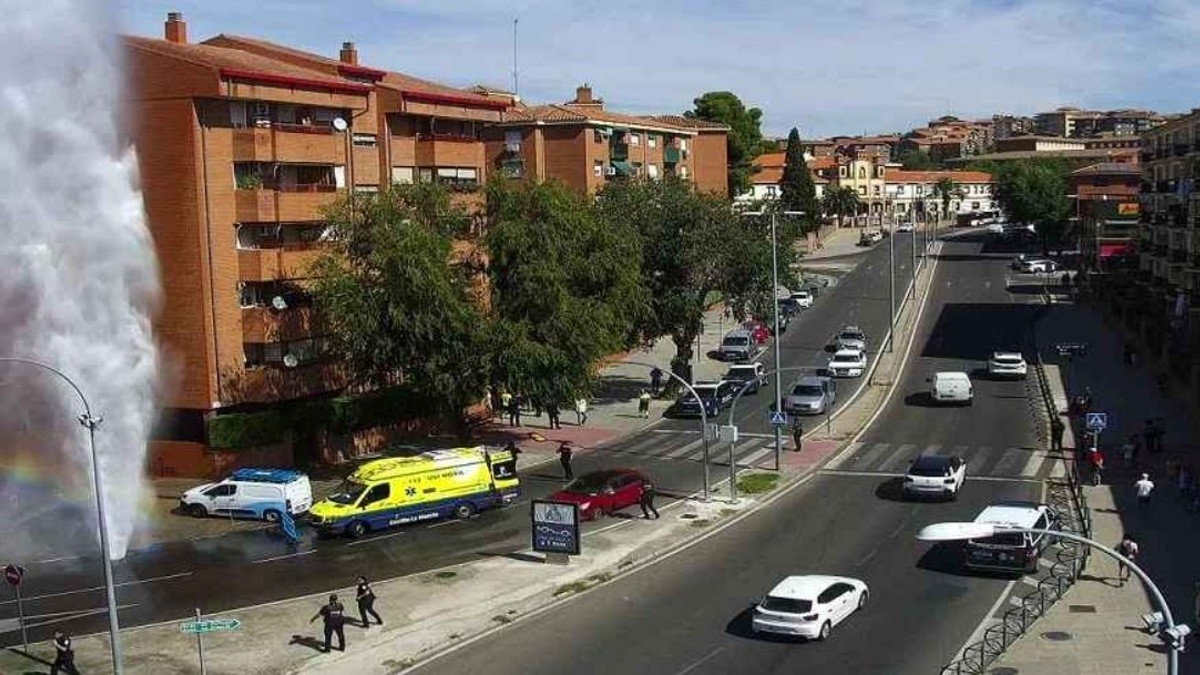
[1050,416,1065,452]
[638,389,652,419]
[791,417,803,452]
[50,630,78,675]
[1135,473,1155,508]
[574,397,588,426]
[1117,533,1139,586]
[639,480,660,520]
[1087,446,1104,486]
[650,367,664,395]
[546,400,561,430]
[310,593,347,652]
[508,394,522,427]
[355,576,382,628]
[557,442,574,480]
[500,390,512,419]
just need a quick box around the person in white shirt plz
[1135,473,1155,508]
[1117,533,1139,586]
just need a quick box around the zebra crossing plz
[605,429,781,469]
[827,440,1065,480]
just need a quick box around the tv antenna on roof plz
[512,18,519,96]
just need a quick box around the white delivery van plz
[180,468,312,522]
[930,371,972,405]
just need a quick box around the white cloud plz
[118,0,1200,137]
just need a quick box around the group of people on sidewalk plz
[492,389,589,429]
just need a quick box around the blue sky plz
[117,0,1200,138]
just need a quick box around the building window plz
[355,185,380,193]
[352,133,377,147]
[679,165,689,179]
[648,135,658,149]
[391,166,415,185]
[875,166,884,178]
[971,202,980,210]
[858,167,866,179]
[679,138,688,152]
[648,164,659,179]
[858,186,866,196]
[766,185,778,197]
[594,161,604,178]
[418,167,434,183]
[236,223,330,250]
[238,281,310,309]
[873,185,881,196]
[244,337,326,368]
[435,167,478,188]
[839,166,848,178]
[633,162,643,176]
[594,129,605,143]
[630,133,641,146]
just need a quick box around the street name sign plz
[180,619,241,634]
[531,500,580,556]
[1086,412,1108,432]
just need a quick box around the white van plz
[964,501,1056,574]
[930,371,972,405]
[180,468,312,522]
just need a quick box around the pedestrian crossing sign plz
[1086,412,1107,432]
[769,411,789,426]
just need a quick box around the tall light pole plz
[0,358,122,673]
[627,360,714,501]
[918,522,1186,675]
[741,209,803,470]
[887,203,896,353]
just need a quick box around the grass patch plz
[618,559,633,569]
[737,472,780,494]
[588,572,612,584]
[491,615,512,624]
[554,580,591,597]
[434,570,458,579]
[690,518,711,528]
[719,508,737,517]
[382,657,415,674]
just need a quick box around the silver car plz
[783,376,837,415]
[833,325,867,352]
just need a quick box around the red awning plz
[1099,243,1135,258]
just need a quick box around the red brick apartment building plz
[482,85,729,196]
[127,13,504,476]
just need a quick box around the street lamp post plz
[627,360,714,501]
[918,522,1185,675]
[0,358,122,674]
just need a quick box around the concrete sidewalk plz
[0,247,942,675]
[990,299,1199,674]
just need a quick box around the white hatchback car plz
[904,454,967,500]
[791,289,814,309]
[828,348,867,378]
[988,351,1028,379]
[752,575,869,640]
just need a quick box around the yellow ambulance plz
[309,446,520,538]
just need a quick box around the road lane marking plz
[1018,450,1046,477]
[818,469,1041,484]
[652,429,774,439]
[252,550,316,564]
[665,438,705,459]
[0,571,194,606]
[676,646,724,675]
[347,531,406,546]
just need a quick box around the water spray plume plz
[0,0,161,561]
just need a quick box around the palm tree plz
[822,186,860,229]
[932,177,958,225]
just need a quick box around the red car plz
[743,320,770,344]
[549,469,652,521]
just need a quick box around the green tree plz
[932,177,959,221]
[991,159,1072,252]
[821,186,861,228]
[686,91,764,196]
[309,184,492,436]
[596,177,771,385]
[779,127,819,232]
[484,180,648,405]
[896,148,940,170]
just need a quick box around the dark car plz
[778,297,802,317]
[671,381,738,417]
[549,469,651,521]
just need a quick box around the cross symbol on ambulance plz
[405,485,417,497]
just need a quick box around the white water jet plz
[0,0,160,560]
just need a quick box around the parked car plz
[964,501,1057,574]
[670,380,738,417]
[1020,258,1058,274]
[718,329,756,361]
[904,454,966,500]
[751,575,869,640]
[744,320,771,344]
[857,231,883,246]
[832,325,868,352]
[930,371,972,405]
[986,223,1005,235]
[791,289,814,309]
[778,297,803,317]
[549,469,652,521]
[783,376,837,415]
[988,351,1028,379]
[895,222,915,233]
[180,468,313,521]
[1010,254,1026,270]
[827,348,867,378]
[724,362,768,395]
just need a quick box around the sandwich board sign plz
[531,500,580,556]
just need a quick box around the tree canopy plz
[896,148,941,170]
[686,91,764,196]
[822,185,860,228]
[779,127,819,232]
[990,158,1072,251]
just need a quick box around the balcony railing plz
[267,183,338,193]
[415,133,478,143]
[610,142,629,161]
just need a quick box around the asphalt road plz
[410,229,1053,675]
[0,236,913,648]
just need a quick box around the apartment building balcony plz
[498,151,525,179]
[222,360,345,406]
[663,147,682,164]
[610,142,629,161]
[231,124,343,163]
[234,188,338,223]
[241,305,320,343]
[414,133,485,169]
[238,246,323,282]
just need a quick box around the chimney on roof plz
[339,41,358,65]
[570,83,603,109]
[165,12,187,44]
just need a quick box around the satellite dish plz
[331,117,348,132]
[271,296,288,311]
[282,354,299,368]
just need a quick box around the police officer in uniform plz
[356,576,382,627]
[50,630,78,675]
[310,593,347,652]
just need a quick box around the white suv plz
[988,351,1027,379]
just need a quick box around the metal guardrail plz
[939,324,1091,675]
